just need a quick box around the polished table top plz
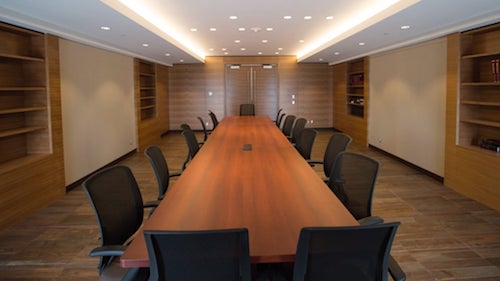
[121,116,357,267]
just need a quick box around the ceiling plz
[0,0,499,66]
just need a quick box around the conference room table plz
[120,115,357,268]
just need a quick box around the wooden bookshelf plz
[0,22,50,164]
[458,23,500,151]
[332,57,369,146]
[346,59,366,118]
[445,24,500,212]
[137,60,157,120]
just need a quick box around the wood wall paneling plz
[169,56,332,130]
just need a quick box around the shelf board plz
[0,154,50,175]
[140,96,156,100]
[140,87,156,90]
[462,52,500,59]
[140,105,156,110]
[348,85,364,88]
[0,53,44,62]
[0,107,47,115]
[139,72,155,77]
[348,103,364,107]
[458,144,500,157]
[0,87,46,91]
[461,119,500,128]
[0,126,46,138]
[462,82,500,86]
[462,101,500,107]
[348,71,364,75]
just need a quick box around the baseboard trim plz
[65,149,137,191]
[368,145,444,183]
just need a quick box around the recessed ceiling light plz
[334,52,340,55]
[234,40,241,43]
[229,16,238,20]
[304,16,312,20]
[209,28,217,31]
[275,52,280,55]
[358,42,365,46]
[258,51,263,55]
[179,59,184,62]
[283,16,292,20]
[224,52,229,55]
[326,16,334,20]
[238,27,246,31]
[319,58,324,61]
[100,26,111,31]
[240,48,246,51]
[221,48,227,51]
[299,40,305,43]
[262,40,268,43]
[209,48,214,51]
[266,27,273,31]
[278,47,283,51]
[142,43,149,47]
[165,53,171,56]
[401,25,411,30]
[190,28,197,32]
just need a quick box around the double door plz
[225,64,278,118]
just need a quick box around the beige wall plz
[369,38,447,176]
[59,39,137,185]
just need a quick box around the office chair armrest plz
[389,255,406,281]
[358,216,384,226]
[307,160,323,167]
[143,200,160,208]
[169,172,182,178]
[89,245,127,257]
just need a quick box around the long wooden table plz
[121,116,357,267]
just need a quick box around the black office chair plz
[144,145,181,201]
[209,110,219,130]
[274,108,283,125]
[82,165,151,280]
[144,228,252,281]
[240,103,255,116]
[308,132,352,182]
[281,115,296,137]
[327,151,406,281]
[288,117,307,144]
[181,128,201,170]
[293,223,401,281]
[197,116,211,142]
[327,151,382,223]
[295,128,317,160]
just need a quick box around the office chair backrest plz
[277,112,286,127]
[209,110,219,130]
[144,145,172,200]
[144,228,252,281]
[274,108,283,124]
[296,128,317,160]
[290,117,307,144]
[282,115,296,137]
[82,165,144,273]
[182,128,200,161]
[197,116,209,142]
[328,151,380,220]
[322,132,352,178]
[240,103,255,116]
[293,223,400,281]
